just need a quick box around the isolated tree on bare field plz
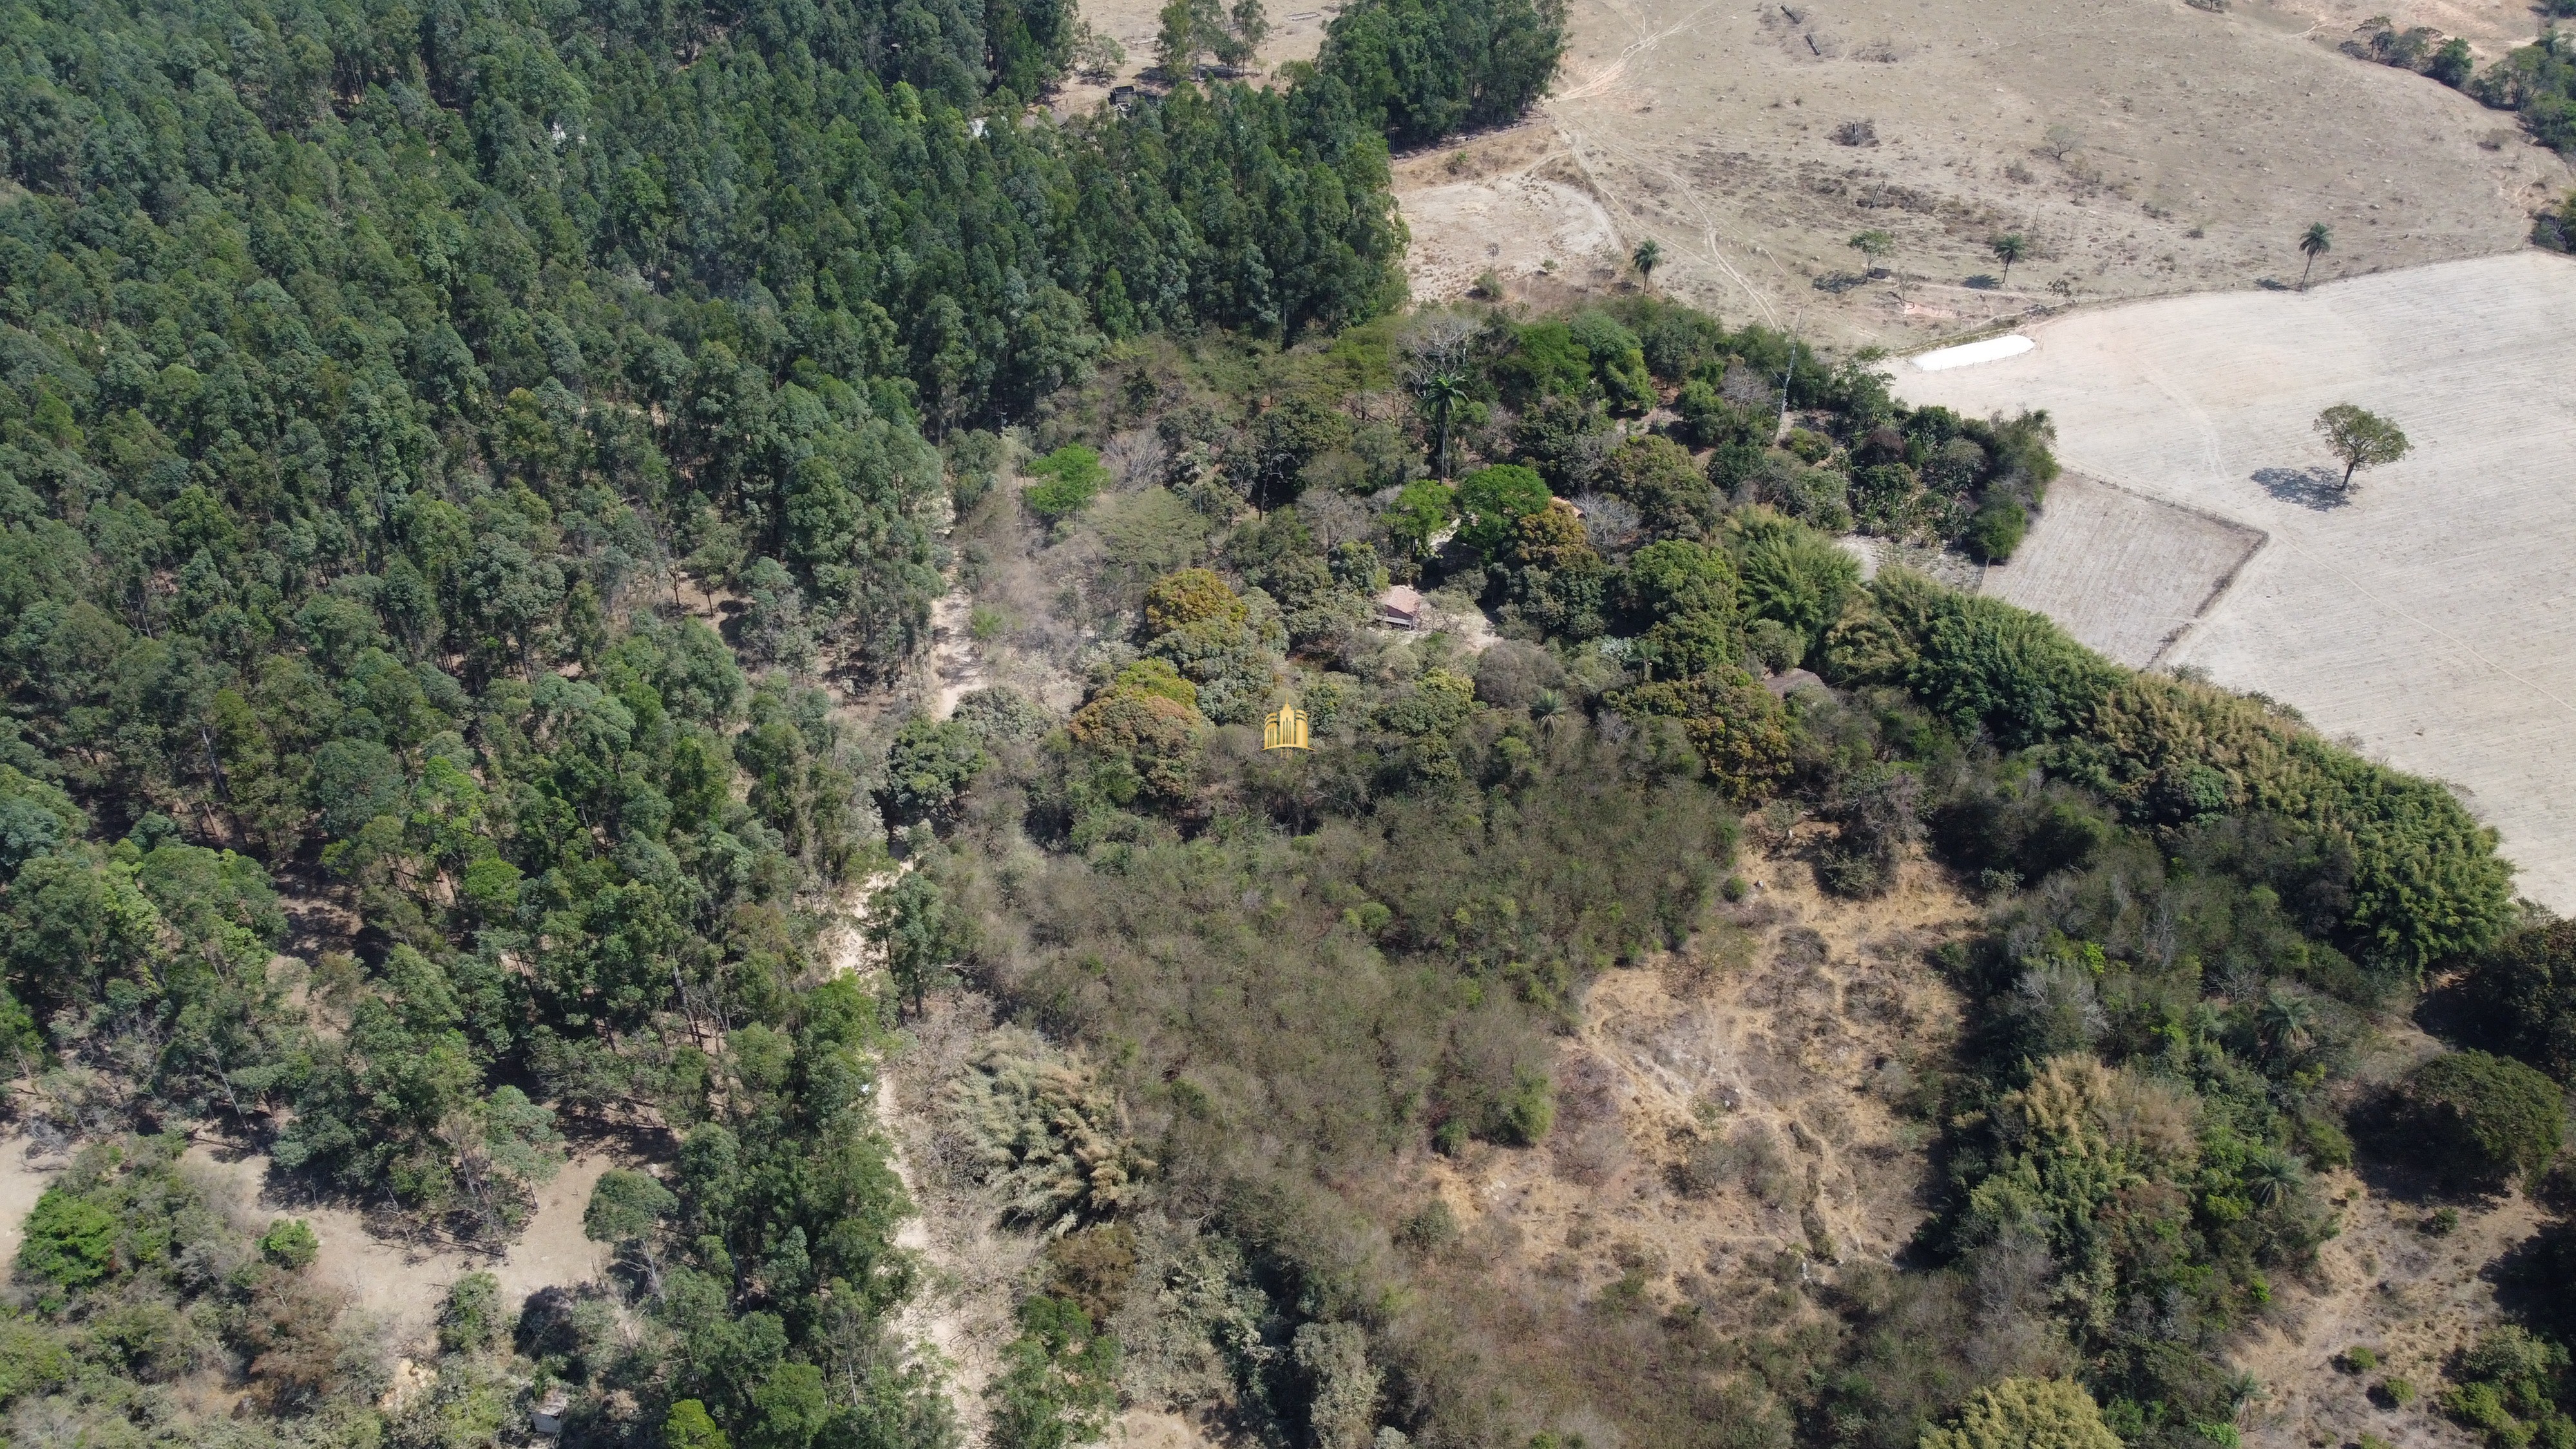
[2298,222,2334,290]
[2037,124,2083,162]
[1990,233,2029,285]
[1849,229,1894,275]
[1632,237,1664,286]
[2314,403,2410,489]
[1402,312,1478,479]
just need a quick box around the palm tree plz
[1990,233,2028,285]
[2256,987,2317,1063]
[1632,238,1664,287]
[2298,223,2333,290]
[2246,1148,2303,1208]
[1415,365,1469,479]
[1402,314,1476,480]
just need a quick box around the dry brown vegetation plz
[1413,840,1973,1314]
[2238,1167,2544,1449]
[1393,0,2570,345]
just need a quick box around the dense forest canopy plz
[0,0,1465,1438]
[0,1,2570,1448]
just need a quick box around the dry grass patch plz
[1393,0,2567,343]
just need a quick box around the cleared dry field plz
[1049,0,1335,113]
[1895,248,2576,911]
[1978,473,2264,668]
[1397,0,2569,345]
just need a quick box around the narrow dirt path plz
[822,530,1005,1435]
[924,589,991,721]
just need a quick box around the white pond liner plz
[1911,334,2035,372]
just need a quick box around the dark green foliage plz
[439,1272,508,1356]
[2458,918,2576,1083]
[2472,30,2576,154]
[0,0,1583,1434]
[1607,433,1724,540]
[1513,393,1614,491]
[881,715,990,824]
[1455,462,1553,560]
[1024,446,1110,521]
[1321,0,1568,147]
[585,1168,680,1247]
[1731,508,1860,654]
[3,1135,365,1419]
[257,1218,320,1271]
[1873,582,2117,748]
[2439,1328,2575,1449]
[1836,574,2510,973]
[2398,1051,2567,1189]
[17,1186,118,1291]
[988,1297,1121,1449]
[905,283,2528,1449]
[1963,498,2029,563]
[1620,539,1741,631]
[870,868,968,1017]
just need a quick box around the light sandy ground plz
[1980,473,2265,668]
[1114,1408,1228,1447]
[1051,0,1337,114]
[926,590,993,720]
[875,999,1044,1446]
[1896,249,2576,911]
[0,1130,71,1267]
[1397,0,2569,342]
[1402,171,1626,299]
[182,1144,615,1346]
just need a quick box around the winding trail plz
[827,529,1000,1434]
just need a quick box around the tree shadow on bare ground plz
[2254,466,2352,510]
[2484,1211,2576,1337]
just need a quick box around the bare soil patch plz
[1396,0,2568,343]
[0,1129,71,1267]
[1980,472,2264,668]
[1402,172,1626,301]
[179,1142,616,1347]
[1894,249,2576,911]
[1050,0,1339,115]
[2238,1170,2538,1449]
[1418,842,1974,1318]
